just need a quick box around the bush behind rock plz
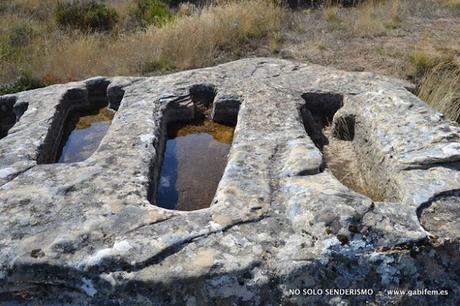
[54,1,119,32]
[134,0,172,27]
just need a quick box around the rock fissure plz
[131,214,271,272]
[0,164,34,188]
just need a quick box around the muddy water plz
[156,119,234,211]
[57,107,114,163]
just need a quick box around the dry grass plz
[354,0,386,35]
[386,0,402,28]
[0,0,283,83]
[323,126,386,202]
[10,0,42,10]
[407,45,460,122]
[407,46,456,77]
[323,5,341,22]
[283,0,459,121]
[418,61,460,122]
[440,0,460,8]
[177,2,198,17]
[145,0,283,70]
[319,0,403,35]
[408,49,441,77]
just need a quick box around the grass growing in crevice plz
[407,49,450,79]
[405,47,460,123]
[418,61,460,122]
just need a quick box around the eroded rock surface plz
[0,58,459,305]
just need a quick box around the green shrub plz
[134,0,172,27]
[54,1,119,32]
[0,72,44,95]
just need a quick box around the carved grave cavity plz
[55,106,115,163]
[0,59,459,305]
[37,78,116,164]
[300,92,386,201]
[151,84,240,211]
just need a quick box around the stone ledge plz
[0,58,458,305]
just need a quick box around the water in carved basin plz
[57,107,114,163]
[157,119,234,211]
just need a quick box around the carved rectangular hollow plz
[300,92,387,202]
[150,85,241,211]
[38,80,117,164]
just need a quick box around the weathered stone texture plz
[0,58,459,305]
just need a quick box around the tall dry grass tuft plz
[323,5,341,22]
[418,61,460,122]
[177,2,198,17]
[354,0,386,35]
[407,47,455,79]
[147,0,283,70]
[386,0,402,28]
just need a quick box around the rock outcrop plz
[0,58,459,305]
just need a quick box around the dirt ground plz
[258,1,460,82]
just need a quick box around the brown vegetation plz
[0,0,282,84]
[418,60,460,122]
